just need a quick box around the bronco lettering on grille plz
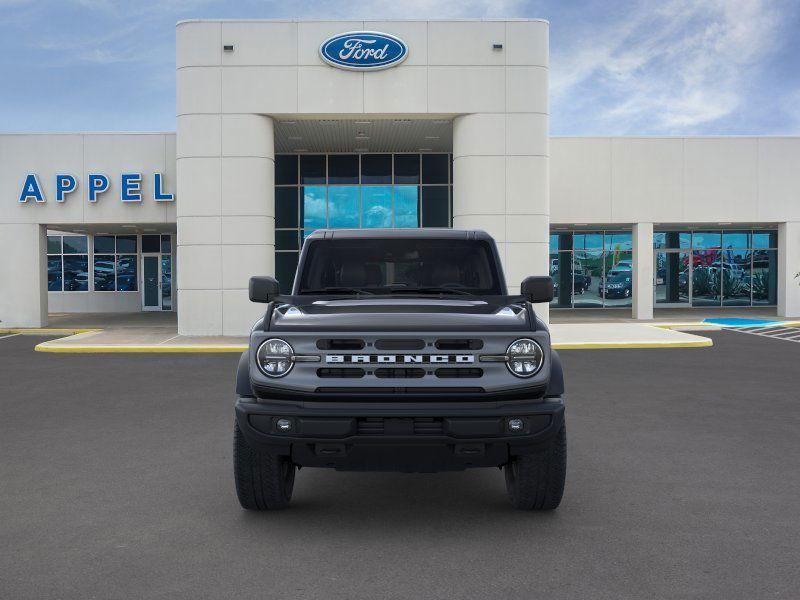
[326,354,474,364]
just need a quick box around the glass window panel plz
[752,230,777,249]
[63,255,88,291]
[692,231,721,249]
[752,249,777,305]
[362,186,392,228]
[47,235,62,254]
[276,252,299,294]
[361,154,392,184]
[653,232,665,249]
[47,256,62,291]
[603,250,633,307]
[93,255,116,291]
[722,231,750,249]
[302,186,327,232]
[394,186,419,228]
[550,251,573,308]
[275,230,299,251]
[604,232,632,251]
[275,155,298,185]
[327,186,360,228]
[116,255,137,291]
[161,255,172,310]
[275,187,299,228]
[573,233,603,250]
[116,235,137,254]
[328,155,359,184]
[62,235,87,254]
[722,249,752,306]
[655,231,691,249]
[94,235,114,253]
[161,235,172,254]
[300,155,325,184]
[550,234,560,253]
[141,234,160,253]
[573,250,603,307]
[394,154,420,184]
[691,250,721,306]
[655,251,690,305]
[421,154,448,184]
[421,186,448,227]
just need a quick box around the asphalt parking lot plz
[1,331,799,599]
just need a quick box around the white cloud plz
[551,0,791,133]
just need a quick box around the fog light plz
[508,418,524,432]
[275,418,293,432]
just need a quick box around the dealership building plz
[1,19,799,335]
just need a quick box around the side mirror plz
[249,276,280,303]
[521,276,554,303]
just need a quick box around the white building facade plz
[1,19,798,333]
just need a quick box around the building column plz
[778,221,800,318]
[632,222,654,320]
[452,113,550,322]
[177,114,275,336]
[0,224,47,328]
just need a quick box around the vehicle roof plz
[305,228,494,241]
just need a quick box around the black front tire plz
[234,422,296,510]
[505,424,566,510]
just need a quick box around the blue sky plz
[1,0,798,135]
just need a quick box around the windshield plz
[296,238,503,295]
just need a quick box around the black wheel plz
[234,422,296,510]
[504,424,566,510]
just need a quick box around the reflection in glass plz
[654,231,690,249]
[94,255,116,291]
[603,250,633,307]
[394,186,419,228]
[302,186,327,232]
[752,231,778,249]
[722,231,750,249]
[116,235,137,254]
[47,235,61,254]
[550,250,573,308]
[692,231,721,249]
[161,235,172,254]
[327,186,359,228]
[362,186,392,228]
[722,249,751,306]
[752,249,777,305]
[161,255,172,310]
[691,250,721,306]
[117,255,137,291]
[655,251,690,305]
[574,233,603,250]
[62,235,88,254]
[573,250,603,307]
[63,255,88,291]
[47,256,62,291]
[94,235,115,253]
[604,232,632,251]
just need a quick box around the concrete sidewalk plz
[2,312,715,352]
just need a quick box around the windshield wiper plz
[389,287,474,296]
[300,287,374,295]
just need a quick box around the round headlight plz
[256,338,294,378]
[506,338,544,378]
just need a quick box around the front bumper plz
[235,396,565,472]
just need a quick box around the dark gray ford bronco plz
[234,229,565,510]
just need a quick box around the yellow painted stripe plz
[552,339,713,350]
[0,328,100,335]
[35,343,247,353]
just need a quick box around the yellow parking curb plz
[553,338,713,350]
[35,343,247,353]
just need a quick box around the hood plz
[268,296,532,332]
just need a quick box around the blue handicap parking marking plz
[703,317,782,327]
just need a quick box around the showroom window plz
[47,235,89,292]
[654,229,777,307]
[274,153,453,293]
[93,235,138,292]
[549,231,633,309]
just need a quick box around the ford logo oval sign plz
[319,31,408,71]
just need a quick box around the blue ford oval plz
[319,31,408,71]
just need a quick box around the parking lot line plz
[0,333,21,341]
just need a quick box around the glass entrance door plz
[142,255,161,311]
